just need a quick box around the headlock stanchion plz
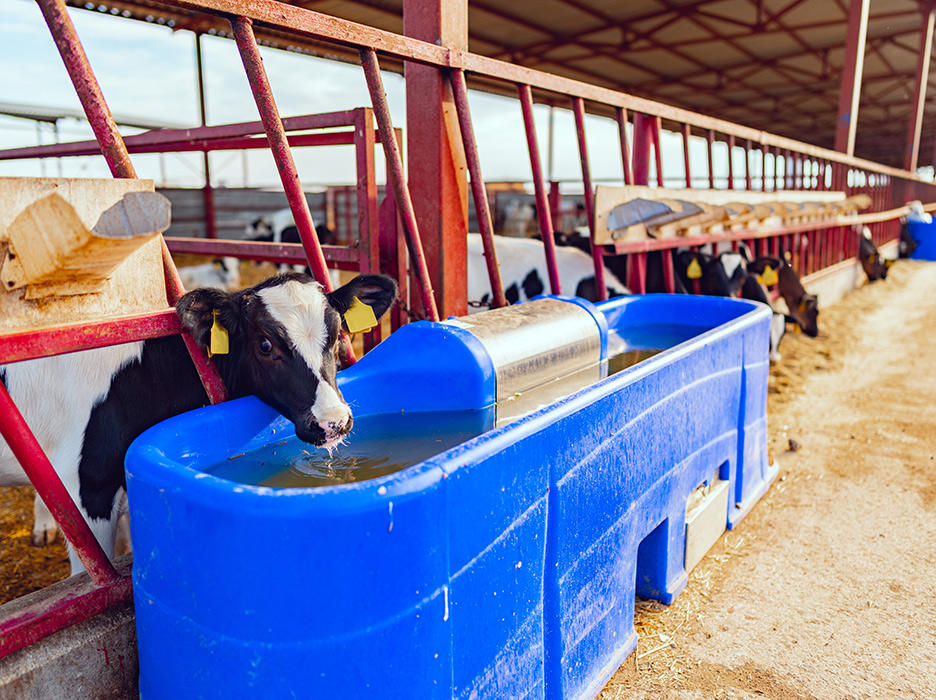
[518,84,562,295]
[571,96,607,302]
[360,47,440,322]
[450,68,507,310]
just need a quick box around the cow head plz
[177,272,397,448]
[788,293,819,337]
[675,251,745,297]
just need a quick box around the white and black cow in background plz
[245,208,340,285]
[857,226,893,282]
[0,272,397,573]
[466,232,630,309]
[177,256,242,291]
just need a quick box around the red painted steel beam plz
[402,0,467,319]
[165,238,359,266]
[230,16,331,291]
[632,113,656,186]
[360,48,440,322]
[834,0,870,156]
[0,132,360,160]
[0,559,133,659]
[36,0,135,178]
[0,310,181,365]
[518,84,561,294]
[682,124,692,188]
[571,96,607,301]
[0,383,117,584]
[449,68,506,309]
[615,107,634,185]
[905,9,935,171]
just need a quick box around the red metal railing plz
[3,0,936,661]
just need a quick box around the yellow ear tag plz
[209,310,229,357]
[757,265,778,286]
[344,296,378,335]
[686,258,703,280]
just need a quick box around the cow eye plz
[258,337,274,355]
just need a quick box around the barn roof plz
[66,0,935,169]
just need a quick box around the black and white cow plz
[177,256,242,291]
[673,250,748,297]
[740,256,789,362]
[0,272,397,572]
[246,208,335,247]
[857,226,892,282]
[466,232,629,308]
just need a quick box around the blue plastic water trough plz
[907,220,936,260]
[125,294,775,699]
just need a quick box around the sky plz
[0,0,901,193]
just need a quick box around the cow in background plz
[177,256,242,291]
[466,232,629,309]
[857,226,893,282]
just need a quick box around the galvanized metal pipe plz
[571,96,607,302]
[518,83,562,294]
[359,47,440,321]
[449,68,507,309]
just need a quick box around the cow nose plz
[317,413,352,438]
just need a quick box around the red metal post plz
[905,9,935,171]
[572,96,608,301]
[450,68,507,309]
[727,134,735,190]
[633,113,655,186]
[706,129,715,189]
[518,84,561,294]
[195,33,217,239]
[834,0,870,156]
[548,181,562,233]
[761,146,767,192]
[615,107,634,185]
[682,124,692,188]
[652,116,664,187]
[744,139,753,191]
[353,109,381,351]
[403,0,468,319]
[230,17,331,290]
[0,384,117,584]
[361,48,440,321]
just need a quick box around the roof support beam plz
[904,8,935,171]
[403,0,468,318]
[834,0,869,156]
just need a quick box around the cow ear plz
[176,288,240,348]
[327,274,398,321]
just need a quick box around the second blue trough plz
[125,293,776,699]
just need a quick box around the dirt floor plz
[2,260,935,699]
[601,259,936,699]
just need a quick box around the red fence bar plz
[905,8,935,171]
[450,68,506,309]
[360,47,440,321]
[727,134,735,190]
[571,96,607,302]
[615,107,634,185]
[518,83,561,294]
[0,384,117,584]
[652,116,664,187]
[633,114,655,187]
[230,16,332,292]
[706,129,715,189]
[682,124,692,188]
[744,140,753,191]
